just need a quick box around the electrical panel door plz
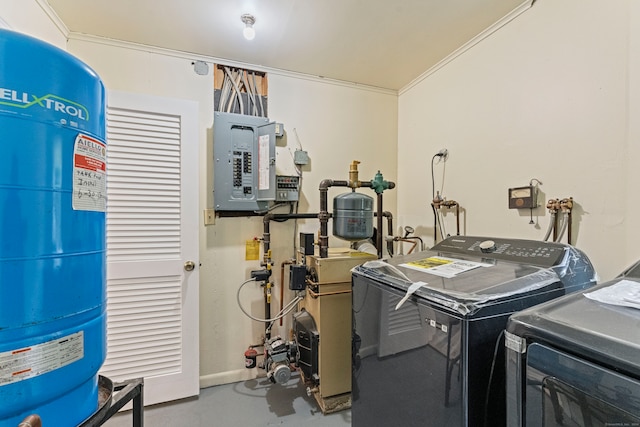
[256,122,276,203]
[213,112,276,211]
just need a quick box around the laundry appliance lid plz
[507,277,640,377]
[352,236,596,317]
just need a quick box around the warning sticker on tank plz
[73,133,106,212]
[0,331,85,386]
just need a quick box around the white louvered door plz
[100,91,199,406]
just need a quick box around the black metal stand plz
[79,376,144,427]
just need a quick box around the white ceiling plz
[45,0,532,91]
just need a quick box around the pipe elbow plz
[319,179,334,190]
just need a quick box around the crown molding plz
[399,0,533,95]
[66,32,397,96]
[36,0,70,38]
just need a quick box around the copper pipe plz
[264,281,271,339]
[394,238,419,254]
[560,197,574,245]
[307,288,352,298]
[307,279,357,286]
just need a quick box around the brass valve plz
[546,198,560,212]
[432,191,443,208]
[560,197,573,212]
[349,160,361,188]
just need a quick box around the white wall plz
[628,2,640,266]
[64,37,398,386]
[0,0,66,47]
[398,0,632,280]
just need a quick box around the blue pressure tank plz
[0,29,107,425]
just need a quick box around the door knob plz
[184,261,196,271]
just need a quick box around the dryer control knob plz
[479,240,496,253]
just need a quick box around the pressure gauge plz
[509,185,537,209]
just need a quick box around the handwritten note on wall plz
[72,133,106,212]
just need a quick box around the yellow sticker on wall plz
[246,240,260,261]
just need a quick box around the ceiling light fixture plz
[241,14,256,40]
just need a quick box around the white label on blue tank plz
[73,133,107,212]
[0,331,84,386]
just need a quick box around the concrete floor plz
[103,375,351,427]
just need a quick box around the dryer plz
[506,263,640,427]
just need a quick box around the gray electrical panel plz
[214,112,277,211]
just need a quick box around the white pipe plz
[438,210,448,239]
[252,72,264,117]
[234,70,244,114]
[218,70,231,111]
[224,67,245,114]
[242,70,257,116]
[543,211,556,242]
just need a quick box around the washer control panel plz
[432,236,566,267]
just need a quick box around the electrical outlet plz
[204,209,215,225]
